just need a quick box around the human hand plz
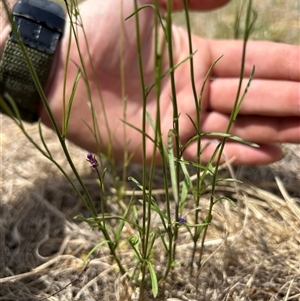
[7,0,300,165]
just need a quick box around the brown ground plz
[0,1,299,300]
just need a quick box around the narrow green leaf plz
[179,159,193,211]
[121,119,156,144]
[213,196,236,206]
[0,93,23,126]
[216,178,242,184]
[199,132,259,147]
[115,194,134,244]
[234,65,255,120]
[146,260,158,297]
[63,68,81,135]
[168,130,179,204]
[146,231,156,259]
[146,52,196,96]
[83,240,109,265]
[38,120,53,159]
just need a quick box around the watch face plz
[10,0,65,54]
[11,16,61,54]
[13,0,65,33]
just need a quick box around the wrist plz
[0,0,65,122]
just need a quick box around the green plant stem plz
[196,0,255,277]
[119,0,129,190]
[146,0,161,261]
[182,0,204,273]
[152,12,174,281]
[165,0,180,268]
[133,0,149,297]
[93,168,126,275]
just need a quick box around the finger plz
[158,0,231,11]
[208,78,300,116]
[208,40,300,81]
[185,140,284,165]
[201,112,300,144]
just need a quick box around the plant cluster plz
[0,0,258,299]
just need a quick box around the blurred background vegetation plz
[173,0,299,44]
[56,0,299,44]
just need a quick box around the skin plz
[1,0,299,165]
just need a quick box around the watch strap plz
[0,39,53,122]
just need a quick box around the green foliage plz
[1,0,259,299]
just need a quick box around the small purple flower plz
[171,211,187,224]
[86,153,98,168]
[177,216,187,224]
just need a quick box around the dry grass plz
[0,0,299,300]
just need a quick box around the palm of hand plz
[41,0,299,165]
[45,1,210,162]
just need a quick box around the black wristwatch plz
[0,0,65,123]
